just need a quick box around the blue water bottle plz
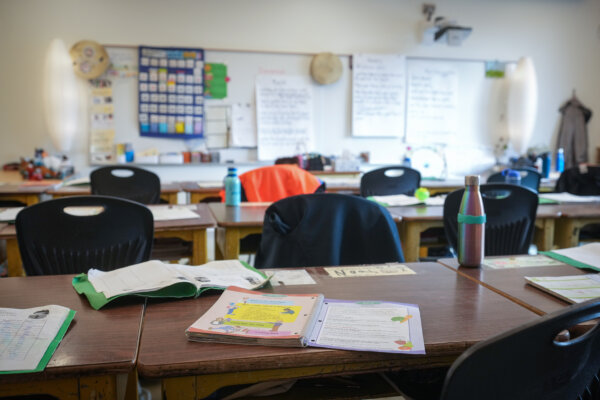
[542,153,551,178]
[224,167,241,206]
[556,148,565,173]
[502,169,521,186]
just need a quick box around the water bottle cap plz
[507,170,520,178]
[228,167,237,172]
[557,148,564,153]
[465,175,480,185]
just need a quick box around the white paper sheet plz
[352,53,406,137]
[148,205,199,221]
[0,305,71,371]
[256,75,314,161]
[230,103,257,147]
[406,61,459,143]
[0,207,23,222]
[263,269,316,286]
[540,193,600,203]
[550,243,600,269]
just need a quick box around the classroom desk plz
[0,275,144,399]
[182,181,223,203]
[208,203,268,259]
[437,257,586,315]
[388,204,563,262]
[0,181,60,206]
[0,204,215,276]
[137,262,538,399]
[553,203,600,248]
[47,182,183,205]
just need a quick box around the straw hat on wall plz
[310,52,343,85]
[69,40,110,79]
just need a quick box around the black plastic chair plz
[360,166,421,197]
[16,196,154,275]
[90,166,161,204]
[555,166,600,195]
[443,184,538,256]
[486,167,542,192]
[254,193,404,268]
[440,298,600,400]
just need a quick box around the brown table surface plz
[0,275,145,384]
[138,262,538,380]
[0,181,61,194]
[46,182,183,195]
[437,256,589,315]
[207,202,269,227]
[386,203,563,222]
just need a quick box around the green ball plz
[415,187,430,201]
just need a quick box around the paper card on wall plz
[256,75,314,161]
[352,53,406,137]
[406,61,459,143]
[230,103,257,147]
[204,63,228,99]
[105,47,138,78]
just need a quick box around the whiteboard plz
[97,46,507,175]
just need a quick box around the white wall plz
[1,0,599,181]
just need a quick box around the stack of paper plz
[148,205,199,221]
[539,193,600,204]
[525,275,600,304]
[369,194,446,207]
[542,243,600,271]
[0,207,23,223]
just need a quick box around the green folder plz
[0,309,75,374]
[73,261,269,310]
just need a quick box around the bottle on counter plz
[224,167,241,206]
[556,148,565,173]
[457,175,486,268]
[503,169,521,186]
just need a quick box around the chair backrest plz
[360,166,421,197]
[254,193,404,268]
[443,183,538,256]
[90,166,161,204]
[486,167,542,192]
[440,298,600,400]
[238,164,324,202]
[16,196,154,275]
[555,166,600,195]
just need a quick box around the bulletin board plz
[90,45,509,175]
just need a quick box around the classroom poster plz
[352,53,406,137]
[255,75,314,161]
[204,63,228,99]
[138,46,205,139]
[89,79,115,164]
[405,61,459,143]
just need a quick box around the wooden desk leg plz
[399,221,443,262]
[25,194,40,206]
[79,375,117,399]
[192,229,207,265]
[533,218,555,251]
[0,378,79,399]
[163,376,196,399]
[6,238,25,276]
[160,193,179,205]
[554,218,579,249]
[223,228,242,260]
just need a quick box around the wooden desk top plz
[437,257,587,315]
[208,203,269,227]
[0,182,60,195]
[387,203,564,222]
[181,181,222,193]
[551,202,600,217]
[0,275,144,383]
[137,262,537,379]
[47,182,183,196]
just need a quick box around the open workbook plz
[525,274,600,304]
[186,286,425,354]
[73,260,270,310]
[0,305,75,374]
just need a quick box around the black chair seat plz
[360,166,421,197]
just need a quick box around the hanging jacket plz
[556,98,592,170]
[220,164,324,202]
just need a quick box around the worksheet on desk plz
[0,305,72,372]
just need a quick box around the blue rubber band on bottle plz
[457,213,486,224]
